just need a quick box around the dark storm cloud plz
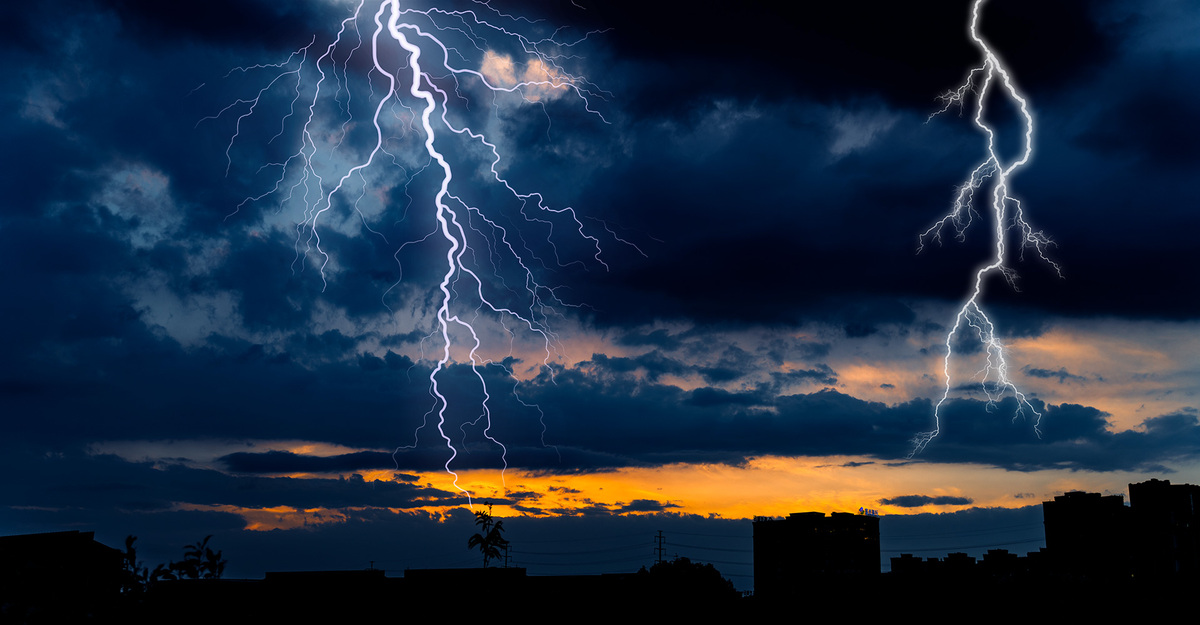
[1074,58,1200,170]
[589,351,689,381]
[880,495,974,508]
[108,0,336,49]
[7,303,1190,476]
[2,208,151,380]
[615,328,685,351]
[0,447,462,516]
[586,348,835,387]
[577,0,1123,113]
[543,0,1192,327]
[920,404,1200,473]
[686,387,769,408]
[768,367,839,388]
[517,363,1200,473]
[221,450,396,473]
[795,341,833,361]
[0,123,97,218]
[220,442,641,475]
[0,315,447,451]
[6,0,1191,354]
[561,94,1070,327]
[696,366,743,384]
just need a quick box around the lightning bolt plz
[199,1,624,505]
[911,0,1060,456]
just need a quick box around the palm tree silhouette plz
[467,505,508,567]
[160,535,227,580]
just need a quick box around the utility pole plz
[654,530,665,566]
[502,544,511,568]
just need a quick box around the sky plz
[3,0,1198,590]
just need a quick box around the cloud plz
[480,50,570,102]
[616,328,686,351]
[614,499,681,514]
[828,106,898,158]
[880,494,974,508]
[1024,366,1088,384]
[0,447,464,519]
[221,450,395,473]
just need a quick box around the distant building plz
[980,548,1021,579]
[1129,478,1200,576]
[889,552,923,574]
[753,511,879,598]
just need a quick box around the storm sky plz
[2,0,1197,587]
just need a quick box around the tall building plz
[1041,490,1133,579]
[753,511,879,598]
[1128,478,1200,576]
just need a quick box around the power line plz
[673,557,752,568]
[514,544,649,557]
[515,555,651,567]
[670,542,752,554]
[512,533,646,544]
[669,530,752,539]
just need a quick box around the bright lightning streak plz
[911,0,1060,456]
[200,1,624,505]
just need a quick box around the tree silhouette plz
[642,557,740,603]
[165,535,226,580]
[121,535,147,595]
[122,534,227,586]
[467,505,508,568]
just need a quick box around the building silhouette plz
[1042,490,1134,579]
[1129,478,1200,576]
[753,511,879,599]
[1037,480,1200,580]
[0,530,124,619]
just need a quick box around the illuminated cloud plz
[480,50,570,102]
